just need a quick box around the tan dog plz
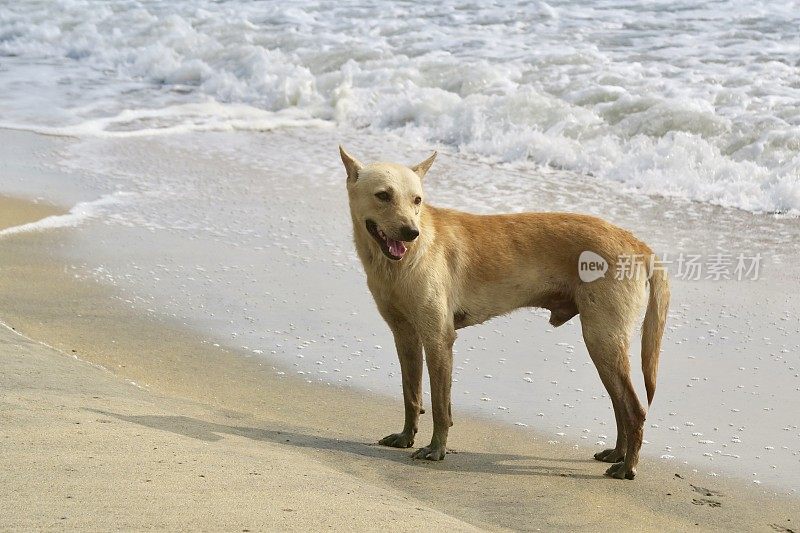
[340,146,669,480]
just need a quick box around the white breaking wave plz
[0,103,330,138]
[0,0,798,213]
[0,192,134,238]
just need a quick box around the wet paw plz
[379,432,414,448]
[604,461,635,480]
[594,448,625,463]
[411,445,446,461]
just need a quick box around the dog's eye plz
[414,196,422,205]
[375,191,391,202]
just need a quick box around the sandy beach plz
[2,1,799,529]
[0,319,481,531]
[1,132,798,530]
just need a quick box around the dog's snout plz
[401,226,420,241]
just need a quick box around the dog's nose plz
[401,226,420,241]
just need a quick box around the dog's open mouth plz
[366,219,407,261]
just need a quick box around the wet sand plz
[1,196,798,530]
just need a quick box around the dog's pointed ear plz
[339,145,363,182]
[410,151,437,179]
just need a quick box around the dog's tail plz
[641,257,670,406]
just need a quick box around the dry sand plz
[0,323,483,531]
[1,196,798,531]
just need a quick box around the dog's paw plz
[594,448,625,463]
[604,461,636,480]
[411,445,446,461]
[379,432,414,448]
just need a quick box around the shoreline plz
[2,184,799,530]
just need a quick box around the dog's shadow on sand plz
[87,408,600,479]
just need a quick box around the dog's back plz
[422,207,652,326]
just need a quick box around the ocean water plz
[1,0,799,213]
[2,1,800,492]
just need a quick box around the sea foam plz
[0,192,133,238]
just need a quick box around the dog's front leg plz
[411,326,455,461]
[379,320,423,448]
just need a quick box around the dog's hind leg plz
[584,333,645,479]
[579,295,646,479]
[379,319,423,448]
[594,395,627,463]
[412,324,455,461]
[602,368,645,480]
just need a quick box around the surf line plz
[0,192,134,238]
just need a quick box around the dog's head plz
[340,146,436,261]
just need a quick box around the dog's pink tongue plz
[388,239,407,258]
